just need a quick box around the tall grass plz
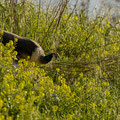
[0,0,120,119]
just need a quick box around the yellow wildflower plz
[98,28,104,33]
[81,53,85,58]
[85,54,90,59]
[91,102,96,109]
[19,105,25,111]
[79,72,83,78]
[0,114,4,120]
[7,116,12,120]
[83,77,87,81]
[97,87,102,92]
[103,51,108,56]
[63,14,67,19]
[0,99,3,108]
[96,65,100,70]
[3,107,7,112]
[78,86,84,91]
[106,21,110,26]
[102,82,109,87]
[66,114,73,120]
[115,46,119,51]
[0,30,4,36]
[50,89,54,94]
[41,93,45,97]
[52,105,58,112]
[90,35,93,40]
[91,78,95,83]
[14,38,18,42]
[104,90,110,96]
[56,68,60,73]
[74,16,78,20]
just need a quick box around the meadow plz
[0,0,120,120]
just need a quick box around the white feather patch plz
[30,47,45,63]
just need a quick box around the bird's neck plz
[39,54,53,64]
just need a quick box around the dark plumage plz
[0,30,57,64]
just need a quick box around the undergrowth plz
[0,0,120,120]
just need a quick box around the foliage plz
[0,0,120,120]
[0,41,119,120]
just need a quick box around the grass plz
[0,0,120,120]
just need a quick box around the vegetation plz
[0,0,120,119]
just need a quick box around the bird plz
[0,30,57,64]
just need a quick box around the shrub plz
[0,1,120,119]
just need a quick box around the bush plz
[0,41,119,120]
[0,1,120,119]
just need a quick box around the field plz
[0,0,120,120]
